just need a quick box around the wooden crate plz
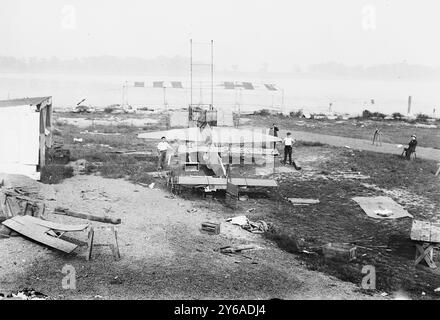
[322,243,357,261]
[201,222,220,235]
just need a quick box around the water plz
[0,72,439,117]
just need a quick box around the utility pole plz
[163,85,169,129]
[190,39,193,108]
[281,89,285,114]
[211,39,214,109]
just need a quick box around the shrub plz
[416,113,429,122]
[290,111,303,118]
[362,109,373,119]
[104,105,119,113]
[392,112,404,120]
[40,165,74,184]
[253,109,271,116]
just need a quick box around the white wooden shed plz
[0,96,53,180]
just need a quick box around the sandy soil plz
[0,173,384,300]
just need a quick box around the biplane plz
[138,104,281,195]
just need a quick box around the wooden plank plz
[246,178,278,187]
[19,215,89,232]
[6,197,22,216]
[2,218,77,253]
[86,227,94,261]
[112,227,120,260]
[54,207,121,225]
[411,220,423,241]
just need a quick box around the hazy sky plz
[1,0,440,71]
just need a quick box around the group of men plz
[157,124,419,171]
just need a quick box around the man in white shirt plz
[283,132,301,170]
[157,136,172,170]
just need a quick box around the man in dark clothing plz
[271,123,279,149]
[402,134,417,160]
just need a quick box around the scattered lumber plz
[218,245,255,254]
[54,207,121,224]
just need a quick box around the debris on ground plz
[0,288,48,300]
[217,244,255,254]
[80,189,111,201]
[0,186,46,220]
[80,130,121,136]
[226,215,248,226]
[226,215,268,234]
[288,198,320,205]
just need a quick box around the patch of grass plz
[264,226,301,254]
[297,140,325,147]
[40,165,74,184]
[245,114,440,149]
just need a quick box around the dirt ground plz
[2,111,438,300]
[0,173,382,300]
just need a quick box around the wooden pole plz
[54,207,121,224]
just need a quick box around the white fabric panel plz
[20,112,40,165]
[0,105,40,179]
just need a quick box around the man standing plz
[157,136,172,170]
[283,132,301,170]
[271,123,279,149]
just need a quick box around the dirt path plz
[253,127,440,162]
[0,175,384,299]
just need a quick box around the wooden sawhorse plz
[86,226,120,261]
[410,220,440,268]
[414,242,436,268]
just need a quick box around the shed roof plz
[0,96,52,110]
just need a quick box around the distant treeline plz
[0,56,440,79]
[0,55,189,75]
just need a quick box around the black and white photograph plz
[0,0,440,308]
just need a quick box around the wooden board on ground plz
[246,178,278,187]
[288,198,320,205]
[6,197,21,216]
[19,215,89,232]
[2,217,78,253]
[411,220,440,243]
[352,196,413,219]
